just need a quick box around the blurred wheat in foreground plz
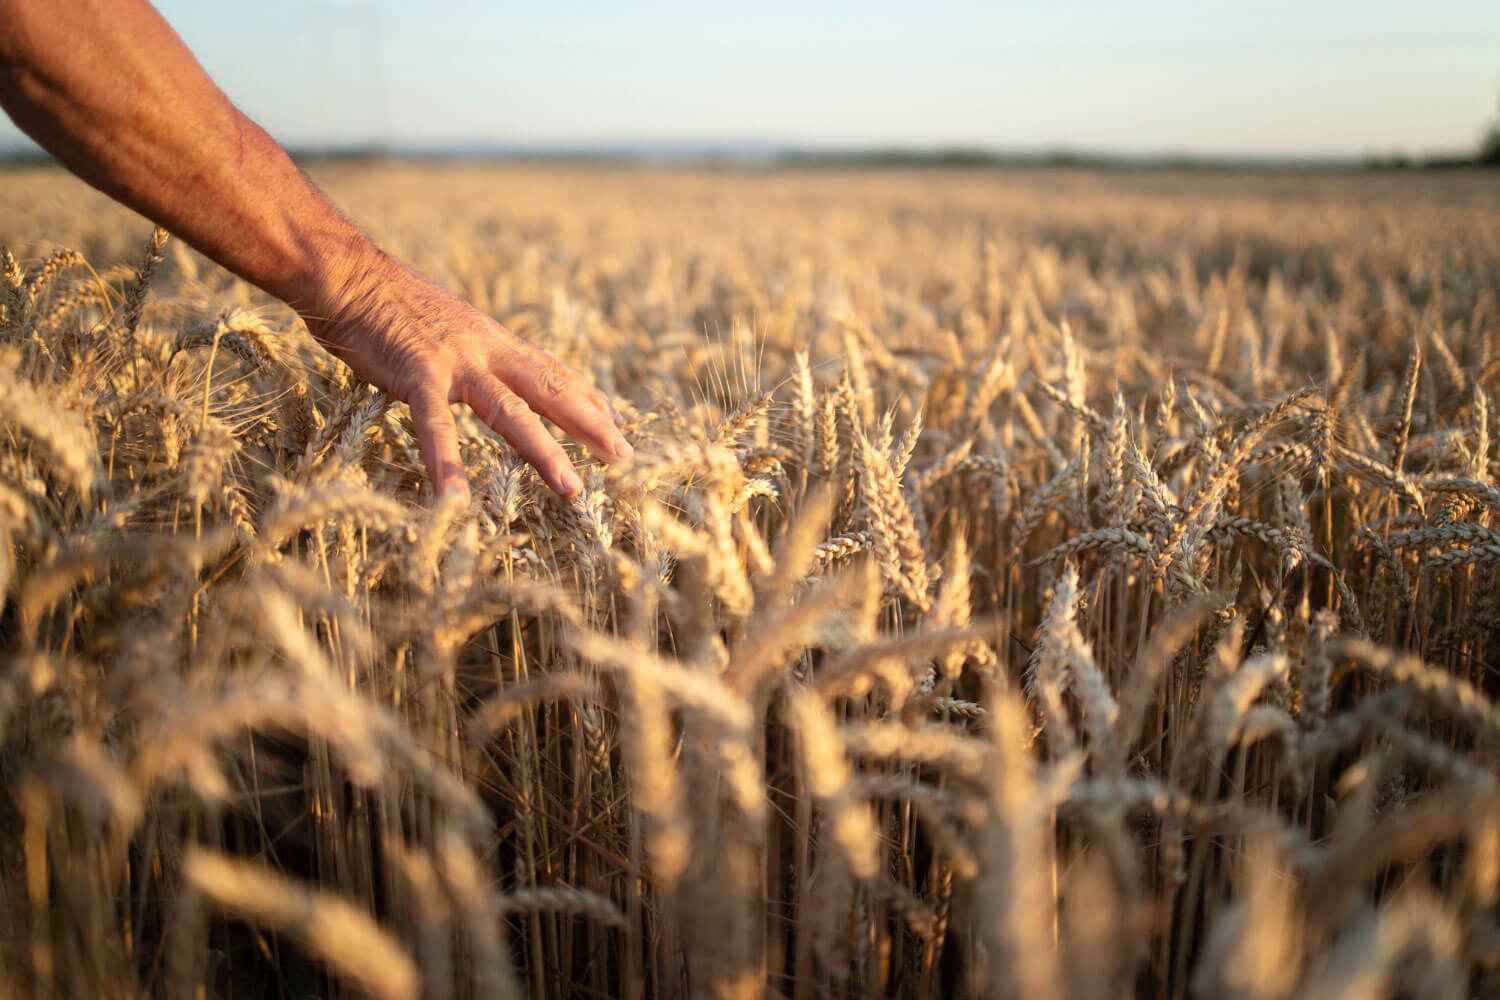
[2,165,1500,999]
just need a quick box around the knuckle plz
[497,391,535,424]
[537,358,575,400]
[488,336,525,371]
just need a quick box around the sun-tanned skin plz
[0,0,629,502]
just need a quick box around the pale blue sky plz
[3,1,1498,158]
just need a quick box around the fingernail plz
[442,478,471,505]
[612,436,634,460]
[559,466,583,496]
[610,404,625,427]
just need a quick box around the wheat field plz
[2,163,1499,999]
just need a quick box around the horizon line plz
[0,137,1491,171]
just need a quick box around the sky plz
[2,0,1498,159]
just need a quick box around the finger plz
[564,373,614,427]
[497,346,632,463]
[591,389,626,427]
[587,387,625,428]
[459,372,583,497]
[583,384,614,419]
[408,386,471,504]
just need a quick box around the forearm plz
[0,0,374,316]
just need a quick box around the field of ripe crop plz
[2,163,1500,999]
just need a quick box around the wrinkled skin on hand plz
[303,251,629,504]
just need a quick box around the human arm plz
[0,0,628,500]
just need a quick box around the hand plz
[303,249,629,504]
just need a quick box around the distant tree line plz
[1361,86,1499,170]
[1475,82,1500,166]
[1482,104,1500,166]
